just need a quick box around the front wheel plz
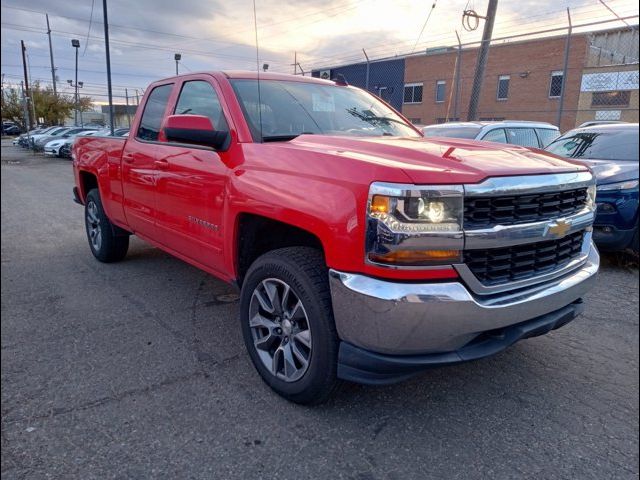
[84,189,129,263]
[240,247,340,405]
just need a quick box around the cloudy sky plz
[1,0,638,104]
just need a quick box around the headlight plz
[587,183,597,209]
[597,180,639,192]
[366,182,464,266]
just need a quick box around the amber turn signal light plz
[369,249,461,265]
[370,195,391,214]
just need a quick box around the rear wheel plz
[240,247,339,405]
[84,189,129,263]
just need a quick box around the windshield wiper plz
[360,115,407,126]
[346,108,407,127]
[262,133,315,142]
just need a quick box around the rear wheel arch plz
[78,170,99,202]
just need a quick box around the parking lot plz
[1,139,638,479]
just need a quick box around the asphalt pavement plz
[1,139,638,479]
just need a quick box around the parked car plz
[578,120,627,128]
[422,120,561,148]
[28,126,70,149]
[59,128,129,158]
[546,123,639,253]
[72,71,598,404]
[1,123,21,135]
[16,127,55,147]
[34,127,97,151]
[45,129,98,157]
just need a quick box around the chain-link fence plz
[308,19,639,133]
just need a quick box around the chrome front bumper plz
[329,242,599,356]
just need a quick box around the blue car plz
[546,123,639,253]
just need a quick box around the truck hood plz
[281,135,587,184]
[571,158,638,186]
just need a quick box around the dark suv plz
[546,123,639,253]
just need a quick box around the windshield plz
[49,128,70,136]
[230,79,419,141]
[422,126,482,139]
[546,128,639,161]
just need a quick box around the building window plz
[404,83,423,104]
[549,71,564,98]
[591,91,630,107]
[435,80,446,103]
[497,75,510,100]
[408,118,422,124]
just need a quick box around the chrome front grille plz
[463,188,588,229]
[463,230,585,286]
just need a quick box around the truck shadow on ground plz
[117,239,636,418]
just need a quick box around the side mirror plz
[163,114,230,151]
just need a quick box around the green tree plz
[1,87,26,128]
[1,82,94,128]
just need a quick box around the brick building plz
[311,26,639,132]
[402,34,590,132]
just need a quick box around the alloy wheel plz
[86,200,102,252]
[249,278,312,382]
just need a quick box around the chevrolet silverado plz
[73,71,599,404]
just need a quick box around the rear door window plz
[174,80,229,132]
[535,128,560,147]
[481,128,507,143]
[137,84,173,141]
[506,128,539,147]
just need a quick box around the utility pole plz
[453,31,462,120]
[135,89,140,106]
[125,88,131,127]
[46,14,57,95]
[20,81,30,135]
[556,8,572,130]
[26,53,37,126]
[467,0,498,121]
[20,40,33,129]
[103,0,115,135]
[363,49,370,91]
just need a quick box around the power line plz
[81,0,96,56]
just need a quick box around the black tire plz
[240,247,340,405]
[84,189,129,263]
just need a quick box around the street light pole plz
[103,0,115,135]
[72,39,80,126]
[174,53,181,75]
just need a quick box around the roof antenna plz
[252,0,263,142]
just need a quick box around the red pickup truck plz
[73,71,599,404]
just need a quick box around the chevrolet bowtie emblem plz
[548,220,571,237]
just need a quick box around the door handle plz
[123,154,134,164]
[154,159,170,170]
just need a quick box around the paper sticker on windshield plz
[312,94,335,112]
